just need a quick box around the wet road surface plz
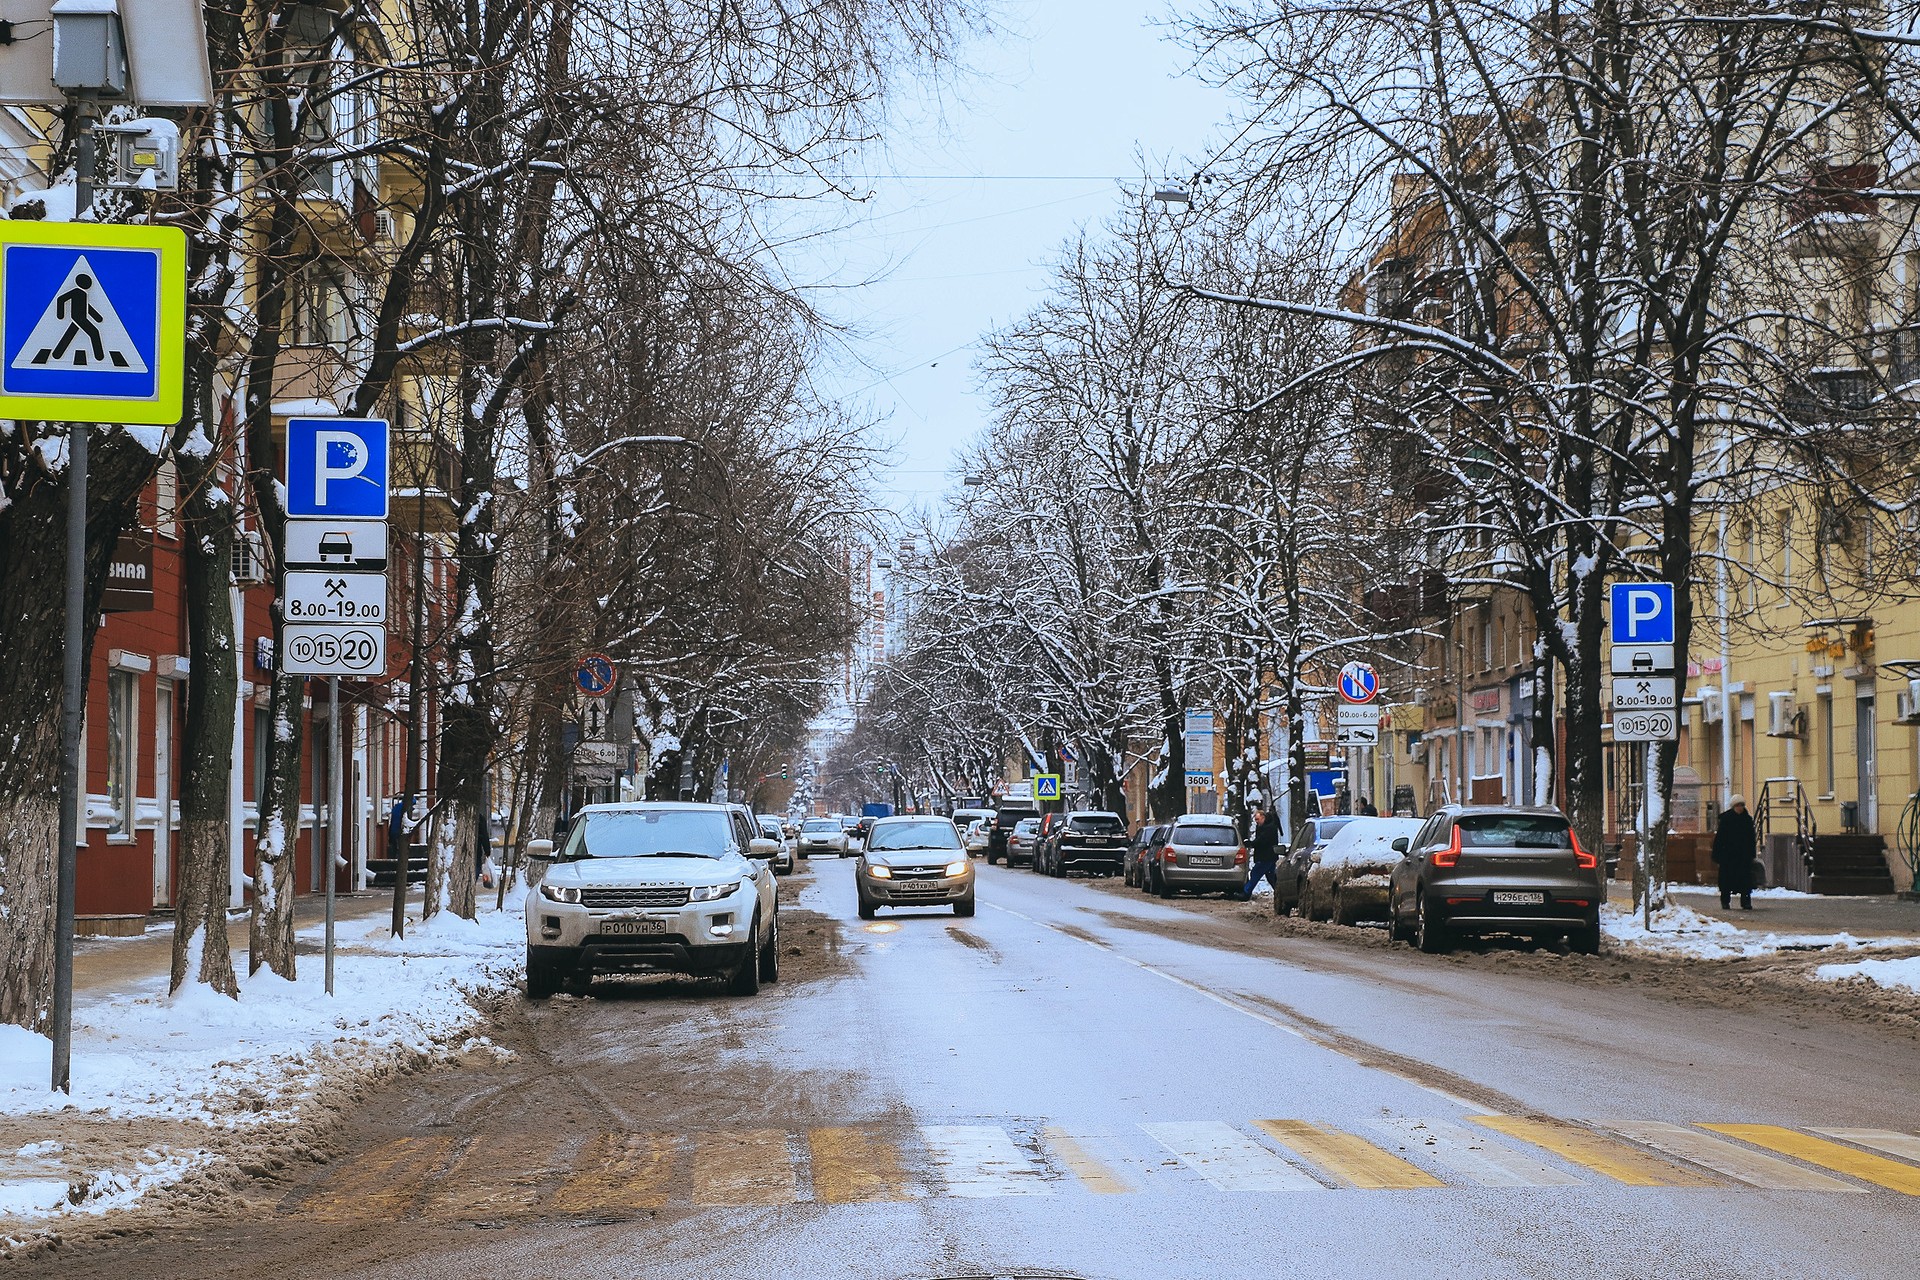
[38,858,1920,1279]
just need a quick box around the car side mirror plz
[749,837,778,859]
[1391,837,1409,854]
[526,839,555,863]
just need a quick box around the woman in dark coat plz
[1712,795,1758,910]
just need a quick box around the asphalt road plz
[39,858,1920,1280]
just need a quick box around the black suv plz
[985,806,1038,864]
[1040,811,1129,877]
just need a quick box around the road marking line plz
[922,1124,1054,1197]
[549,1132,677,1213]
[1471,1117,1716,1187]
[1253,1119,1444,1189]
[1700,1125,1920,1195]
[300,1135,456,1220]
[1811,1128,1920,1167]
[1366,1118,1583,1187]
[1141,1121,1322,1191]
[808,1127,914,1203]
[692,1129,797,1205]
[1041,1126,1133,1194]
[1599,1122,1863,1192]
[421,1130,570,1219]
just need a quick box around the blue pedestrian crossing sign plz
[1033,773,1061,801]
[1609,582,1675,645]
[0,222,185,425]
[286,417,390,520]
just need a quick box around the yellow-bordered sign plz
[0,221,186,425]
[1032,772,1061,801]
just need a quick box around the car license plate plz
[602,918,670,936]
[1188,856,1225,868]
[1493,891,1545,906]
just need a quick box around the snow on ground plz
[0,903,523,1233]
[1601,901,1916,961]
[1814,955,1920,994]
[1666,883,1823,900]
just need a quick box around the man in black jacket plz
[1242,805,1283,900]
[1712,795,1759,910]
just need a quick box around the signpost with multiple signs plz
[1608,583,1678,743]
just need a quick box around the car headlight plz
[539,883,581,904]
[945,860,970,877]
[690,881,740,903]
[867,864,893,879]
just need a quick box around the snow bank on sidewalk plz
[1813,955,1920,994]
[1601,901,1907,960]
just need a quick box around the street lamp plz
[1152,181,1191,210]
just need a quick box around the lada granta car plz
[525,802,780,997]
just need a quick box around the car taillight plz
[1572,830,1597,870]
[1235,847,1247,865]
[1560,899,1592,908]
[1162,847,1177,862]
[1433,826,1461,867]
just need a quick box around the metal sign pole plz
[327,675,340,995]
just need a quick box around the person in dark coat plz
[1243,805,1283,900]
[1712,795,1758,911]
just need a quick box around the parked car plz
[1149,815,1246,897]
[1274,815,1357,916]
[1031,812,1071,875]
[1386,805,1604,955]
[951,807,996,843]
[756,815,795,874]
[798,816,850,857]
[856,815,976,918]
[854,815,879,848]
[986,806,1038,864]
[523,801,781,997]
[1005,817,1043,867]
[1037,811,1129,877]
[963,818,992,856]
[1125,823,1169,888]
[1297,816,1424,924]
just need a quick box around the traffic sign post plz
[575,653,617,697]
[1338,661,1379,704]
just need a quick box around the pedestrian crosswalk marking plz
[1041,1126,1132,1194]
[300,1135,455,1221]
[1367,1118,1582,1187]
[807,1127,915,1203]
[1599,1122,1864,1193]
[1142,1121,1322,1191]
[1812,1128,1920,1169]
[1700,1125,1920,1196]
[422,1130,568,1219]
[1255,1119,1444,1189]
[548,1132,676,1213]
[693,1129,797,1205]
[923,1124,1053,1197]
[1471,1116,1717,1187]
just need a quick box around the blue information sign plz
[286,417,390,520]
[2,243,161,402]
[1609,583,1675,646]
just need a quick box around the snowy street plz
[22,859,1920,1279]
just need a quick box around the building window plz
[1820,691,1836,797]
[254,705,270,822]
[155,457,177,539]
[1778,511,1793,605]
[290,260,356,349]
[1480,606,1494,671]
[107,670,137,836]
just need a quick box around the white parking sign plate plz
[283,571,387,625]
[1611,677,1677,711]
[282,624,386,675]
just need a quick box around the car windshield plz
[1457,815,1573,849]
[758,820,780,837]
[1067,815,1125,834]
[867,820,962,852]
[1014,819,1040,834]
[562,809,730,859]
[1174,824,1237,847]
[801,820,838,833]
[1310,817,1356,845]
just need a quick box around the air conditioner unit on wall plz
[1698,688,1724,724]
[371,210,397,242]
[1767,691,1803,738]
[231,531,267,584]
[1899,679,1920,725]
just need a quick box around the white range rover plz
[525,801,781,997]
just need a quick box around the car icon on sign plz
[317,531,354,563]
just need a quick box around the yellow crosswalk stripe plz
[1700,1125,1920,1195]
[1254,1120,1445,1189]
[1812,1128,1920,1167]
[1041,1126,1133,1194]
[549,1132,678,1213]
[300,1135,457,1221]
[808,1127,914,1203]
[421,1130,571,1219]
[1601,1122,1864,1192]
[1471,1117,1717,1187]
[692,1129,798,1205]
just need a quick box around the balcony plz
[390,434,458,534]
[269,344,355,416]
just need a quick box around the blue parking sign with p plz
[286,418,389,519]
[1610,583,1674,645]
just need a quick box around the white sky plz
[796,0,1240,514]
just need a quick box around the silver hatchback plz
[1151,815,1245,897]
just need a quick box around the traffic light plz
[781,764,789,780]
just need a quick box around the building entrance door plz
[1856,690,1878,832]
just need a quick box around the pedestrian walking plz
[1712,794,1758,911]
[1243,805,1282,900]
[1357,795,1379,817]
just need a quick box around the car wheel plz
[1387,895,1410,943]
[1416,895,1451,955]
[728,916,763,996]
[759,911,781,982]
[1156,871,1173,899]
[857,898,876,920]
[954,896,976,918]
[1332,883,1355,926]
[1571,918,1602,956]
[525,948,564,999]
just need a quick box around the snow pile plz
[1601,901,1911,961]
[1668,883,1821,901]
[1813,955,1920,994]
[1316,817,1423,869]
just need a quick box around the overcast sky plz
[796,0,1240,515]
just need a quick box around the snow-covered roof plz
[1318,817,1424,870]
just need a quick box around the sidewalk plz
[1606,882,1920,940]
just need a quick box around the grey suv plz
[1151,815,1244,897]
[1386,805,1603,954]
